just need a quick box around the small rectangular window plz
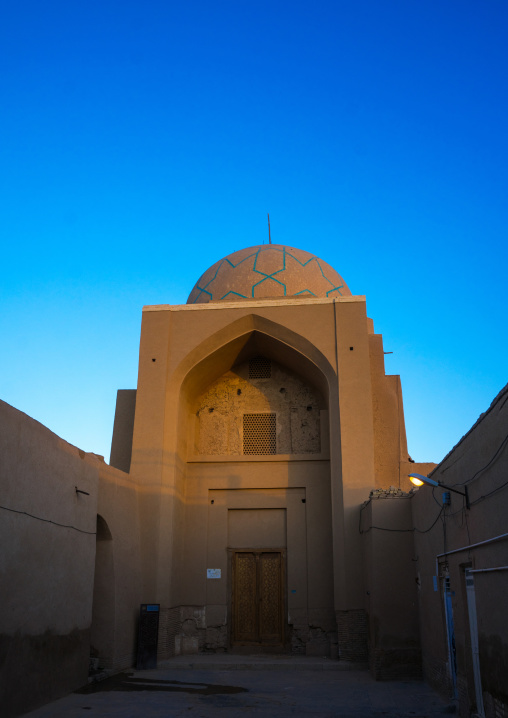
[243,413,276,454]
[249,357,271,379]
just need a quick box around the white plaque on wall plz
[207,568,221,579]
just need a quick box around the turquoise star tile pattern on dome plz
[187,245,351,304]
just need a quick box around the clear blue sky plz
[1,1,507,465]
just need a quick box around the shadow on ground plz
[76,672,248,696]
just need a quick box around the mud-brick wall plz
[361,492,421,678]
[412,384,508,718]
[0,400,99,718]
[194,359,324,456]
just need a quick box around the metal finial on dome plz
[267,213,272,244]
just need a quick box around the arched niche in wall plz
[173,315,336,460]
[90,514,115,670]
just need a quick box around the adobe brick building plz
[108,243,433,658]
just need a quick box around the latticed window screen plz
[249,357,271,379]
[243,413,276,455]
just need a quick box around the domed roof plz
[187,244,351,304]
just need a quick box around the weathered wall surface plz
[0,400,98,718]
[368,332,436,491]
[361,491,421,679]
[110,389,137,473]
[194,360,324,456]
[88,460,143,673]
[412,384,508,718]
[369,333,406,489]
[173,464,334,656]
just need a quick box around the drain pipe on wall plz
[434,531,508,576]
[434,532,508,718]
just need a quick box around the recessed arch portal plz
[175,313,337,413]
[174,316,337,459]
[168,314,337,654]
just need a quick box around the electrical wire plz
[464,506,471,545]
[0,504,96,535]
[362,433,508,537]
[457,433,508,486]
[447,475,508,518]
[471,476,508,505]
[431,486,442,509]
[359,503,444,534]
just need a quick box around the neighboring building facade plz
[360,384,508,716]
[2,242,505,718]
[412,385,508,718]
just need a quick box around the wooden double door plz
[231,550,285,646]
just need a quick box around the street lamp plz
[409,473,470,510]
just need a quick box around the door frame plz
[464,568,485,717]
[228,548,287,648]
